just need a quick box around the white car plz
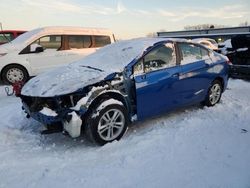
[0,26,115,84]
[192,38,219,51]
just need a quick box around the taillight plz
[226,60,232,65]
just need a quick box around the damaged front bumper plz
[22,97,88,138]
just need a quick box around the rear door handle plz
[172,73,179,78]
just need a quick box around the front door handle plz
[140,75,146,79]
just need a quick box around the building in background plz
[157,26,250,43]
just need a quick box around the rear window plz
[68,35,92,49]
[93,36,111,47]
[0,33,14,43]
[178,43,210,65]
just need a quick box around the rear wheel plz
[204,80,222,107]
[85,101,128,145]
[2,65,29,84]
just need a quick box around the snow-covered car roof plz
[192,38,218,50]
[21,37,187,97]
[192,38,217,43]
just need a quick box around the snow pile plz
[40,107,58,117]
[1,79,250,187]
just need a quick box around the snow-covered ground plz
[0,79,249,188]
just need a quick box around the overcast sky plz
[1,0,250,39]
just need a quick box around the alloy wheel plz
[209,83,222,105]
[97,109,125,141]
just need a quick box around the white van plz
[0,26,115,84]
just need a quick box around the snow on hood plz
[21,65,107,97]
[21,37,181,97]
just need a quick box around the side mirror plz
[35,46,44,53]
[30,43,44,53]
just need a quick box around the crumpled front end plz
[20,72,129,138]
[21,94,88,137]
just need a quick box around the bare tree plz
[184,24,227,30]
[239,21,249,26]
[146,32,157,37]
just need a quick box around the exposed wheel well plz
[213,77,224,90]
[88,92,129,113]
[80,91,129,133]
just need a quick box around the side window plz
[144,43,176,73]
[68,35,91,49]
[179,43,209,65]
[133,60,144,75]
[32,35,62,50]
[93,36,111,47]
[133,43,176,74]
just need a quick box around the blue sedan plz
[21,38,229,145]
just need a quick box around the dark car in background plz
[220,35,250,79]
[20,38,229,145]
[228,35,250,79]
[0,30,26,45]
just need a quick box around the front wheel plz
[204,80,223,107]
[2,65,29,84]
[85,102,128,145]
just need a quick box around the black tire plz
[2,65,29,84]
[85,101,128,146]
[204,80,223,107]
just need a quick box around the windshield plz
[0,33,14,43]
[10,28,42,45]
[71,38,166,73]
[207,39,217,45]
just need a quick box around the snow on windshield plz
[70,38,169,72]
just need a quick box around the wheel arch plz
[1,63,30,81]
[213,76,225,91]
[87,91,130,114]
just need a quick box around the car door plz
[177,42,212,104]
[27,35,69,75]
[133,42,182,120]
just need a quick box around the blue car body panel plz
[134,53,228,121]
[134,66,182,119]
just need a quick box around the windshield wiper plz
[80,65,104,72]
